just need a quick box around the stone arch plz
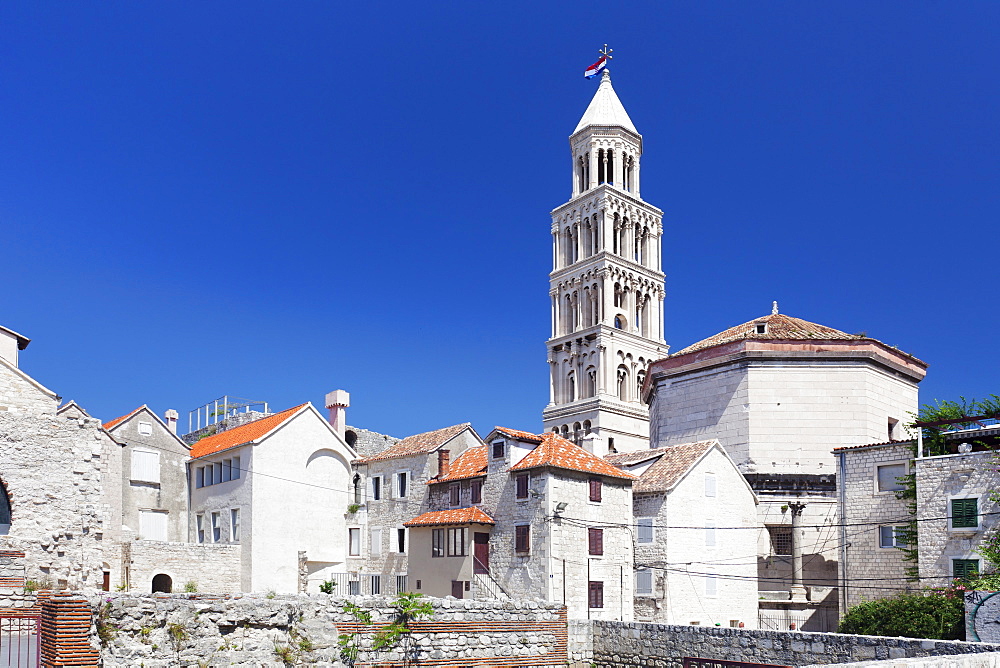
[344,430,358,449]
[151,573,173,593]
[617,365,630,402]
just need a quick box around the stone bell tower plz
[542,68,668,454]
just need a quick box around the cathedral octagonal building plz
[642,307,927,477]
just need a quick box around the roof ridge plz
[189,403,308,459]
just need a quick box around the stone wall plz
[801,654,1000,668]
[345,425,401,459]
[570,620,1000,667]
[123,540,242,594]
[91,593,568,667]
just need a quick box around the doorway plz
[451,580,464,599]
[473,532,489,574]
[151,574,172,593]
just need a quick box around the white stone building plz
[643,309,927,630]
[836,421,1000,612]
[188,401,356,593]
[543,68,668,454]
[405,427,636,621]
[606,440,759,628]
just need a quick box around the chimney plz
[325,390,350,439]
[164,409,179,435]
[438,450,450,478]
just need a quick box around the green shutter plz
[953,559,980,579]
[951,498,979,528]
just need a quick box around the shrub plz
[838,590,964,640]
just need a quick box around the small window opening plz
[755,323,767,335]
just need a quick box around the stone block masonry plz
[91,593,568,667]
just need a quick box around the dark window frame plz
[589,478,602,502]
[515,473,529,499]
[432,529,445,558]
[952,498,979,529]
[447,527,468,557]
[588,527,604,556]
[515,525,530,553]
[471,479,483,504]
[588,581,604,608]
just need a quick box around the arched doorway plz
[0,478,11,535]
[151,574,172,593]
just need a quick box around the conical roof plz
[573,69,638,135]
[672,312,865,357]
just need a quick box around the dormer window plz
[755,323,767,335]
[492,441,505,459]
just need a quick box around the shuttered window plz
[636,569,652,595]
[139,510,167,541]
[131,450,160,483]
[705,521,716,547]
[588,581,603,608]
[952,498,979,529]
[515,525,530,553]
[876,463,906,492]
[589,478,602,502]
[449,484,461,507]
[637,518,654,544]
[705,473,716,497]
[515,474,529,499]
[588,528,604,556]
[953,559,980,579]
[348,528,360,556]
[371,529,382,556]
[471,480,483,504]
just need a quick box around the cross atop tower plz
[598,44,613,60]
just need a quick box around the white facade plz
[543,69,668,454]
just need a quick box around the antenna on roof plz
[772,301,779,315]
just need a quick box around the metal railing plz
[0,616,39,668]
[472,557,511,601]
[321,573,407,597]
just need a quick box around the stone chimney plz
[0,325,30,369]
[325,390,350,439]
[438,450,450,478]
[164,409,179,435]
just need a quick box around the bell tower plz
[542,67,668,454]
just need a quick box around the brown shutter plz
[589,528,604,555]
[589,478,602,502]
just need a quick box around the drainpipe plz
[838,451,849,618]
[788,502,807,602]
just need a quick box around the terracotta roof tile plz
[430,447,487,484]
[673,313,865,357]
[606,440,716,493]
[403,506,495,528]
[190,404,307,459]
[103,406,146,431]
[356,423,471,464]
[493,426,542,443]
[832,439,914,453]
[509,432,636,480]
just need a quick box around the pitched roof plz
[430,446,487,484]
[356,423,471,464]
[492,426,542,442]
[509,431,636,481]
[574,69,638,135]
[833,439,914,453]
[189,404,307,459]
[403,506,495,528]
[103,406,146,431]
[672,312,866,357]
[606,440,717,493]
[0,325,30,350]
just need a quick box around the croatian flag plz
[584,56,607,79]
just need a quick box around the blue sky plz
[2,2,997,438]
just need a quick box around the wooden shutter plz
[589,478,602,502]
[588,581,603,608]
[515,525,529,553]
[951,498,979,528]
[589,528,604,555]
[131,450,160,483]
[954,559,980,579]
[139,511,167,541]
[471,480,483,504]
[516,474,529,499]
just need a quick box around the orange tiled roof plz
[189,404,307,459]
[673,313,865,357]
[509,432,636,481]
[356,423,471,464]
[429,446,487,484]
[103,406,146,431]
[404,506,495,528]
[606,441,716,493]
[493,426,542,442]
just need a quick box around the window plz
[371,529,382,556]
[222,459,232,482]
[636,569,652,595]
[230,508,240,542]
[138,421,153,436]
[349,580,360,595]
[213,462,223,485]
[879,525,906,548]
[515,525,530,553]
[139,510,167,541]
[954,559,980,579]
[449,484,461,507]
[396,575,407,593]
[589,478,602,502]
[637,518,654,544]
[370,575,381,595]
[876,463,906,492]
[705,574,717,597]
[231,456,241,479]
[353,474,362,504]
[471,479,483,504]
[515,473,529,499]
[349,528,361,556]
[396,472,408,498]
[432,529,445,557]
[211,512,221,542]
[196,468,204,489]
[131,450,160,483]
[397,528,406,554]
[951,498,979,529]
[588,581,604,608]
[754,323,767,335]
[447,527,467,556]
[372,476,382,501]
[704,473,716,498]
[705,521,716,547]
[196,514,205,543]
[492,441,505,459]
[768,526,792,556]
[204,465,213,486]
[589,528,604,556]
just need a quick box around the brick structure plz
[40,593,99,667]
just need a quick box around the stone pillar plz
[634,156,641,198]
[789,502,808,602]
[40,594,99,666]
[589,149,598,189]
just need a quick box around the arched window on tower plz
[561,425,569,439]
[607,150,615,186]
[585,152,591,187]
[597,149,606,184]
[573,422,582,446]
[0,479,10,535]
[583,218,593,258]
[612,214,620,254]
[584,366,597,398]
[578,155,586,193]
[619,221,628,257]
[614,315,625,330]
[616,366,630,402]
[567,371,576,403]
[583,420,592,435]
[636,370,646,402]
[633,223,642,262]
[613,283,623,309]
